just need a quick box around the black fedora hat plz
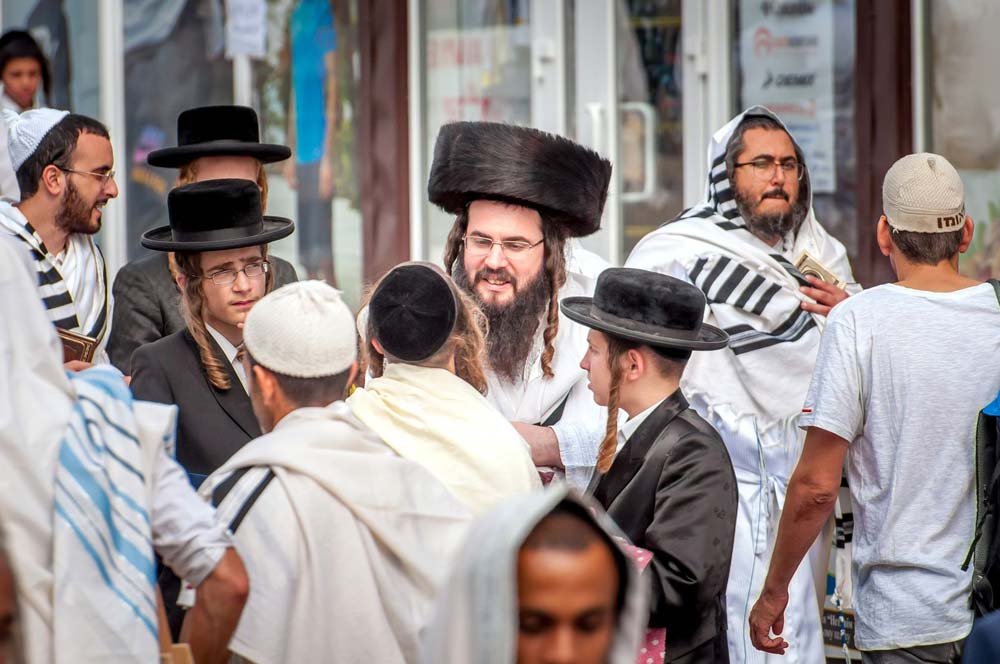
[141,178,294,252]
[560,268,729,351]
[147,105,291,168]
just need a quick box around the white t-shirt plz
[799,282,1000,650]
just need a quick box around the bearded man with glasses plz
[0,108,119,366]
[430,121,613,489]
[626,107,861,663]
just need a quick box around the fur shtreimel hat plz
[427,122,612,237]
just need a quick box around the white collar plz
[206,324,240,364]
[620,396,668,442]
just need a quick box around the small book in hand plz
[57,328,98,363]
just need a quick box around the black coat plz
[130,328,260,485]
[107,252,297,372]
[589,390,737,664]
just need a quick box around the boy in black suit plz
[561,267,738,664]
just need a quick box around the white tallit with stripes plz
[627,106,859,663]
[0,199,109,345]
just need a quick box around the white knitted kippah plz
[883,152,965,233]
[243,280,357,378]
[3,107,70,172]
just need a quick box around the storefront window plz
[619,0,683,256]
[927,0,1000,279]
[732,0,858,267]
[252,0,363,306]
[124,0,233,258]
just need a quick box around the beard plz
[453,259,552,383]
[735,185,808,244]
[55,181,101,235]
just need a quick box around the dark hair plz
[889,226,965,265]
[16,114,110,199]
[443,203,569,378]
[724,115,791,176]
[247,352,353,407]
[521,501,629,617]
[0,30,51,101]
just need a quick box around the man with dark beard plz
[430,121,612,489]
[0,108,118,365]
[626,107,860,662]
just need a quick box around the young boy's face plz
[580,329,614,407]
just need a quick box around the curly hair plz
[443,205,568,378]
[174,245,274,391]
[362,266,490,394]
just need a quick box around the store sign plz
[740,0,837,192]
[225,0,267,59]
[425,26,531,129]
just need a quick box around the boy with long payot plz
[561,267,738,663]
[750,154,1000,663]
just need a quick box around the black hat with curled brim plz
[560,268,729,351]
[427,121,612,238]
[141,178,294,252]
[146,105,291,168]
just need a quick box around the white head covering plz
[3,107,69,172]
[883,152,966,233]
[243,280,357,377]
[419,485,648,664]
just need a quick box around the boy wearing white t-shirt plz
[748,153,1000,664]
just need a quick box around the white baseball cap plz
[243,281,357,378]
[3,107,70,172]
[882,152,965,233]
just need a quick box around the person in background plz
[749,153,1000,663]
[108,105,298,373]
[0,29,51,199]
[420,486,647,664]
[350,262,540,514]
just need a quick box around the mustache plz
[761,188,789,202]
[475,268,517,288]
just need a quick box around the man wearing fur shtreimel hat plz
[429,121,612,489]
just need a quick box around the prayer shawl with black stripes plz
[0,200,110,348]
[627,106,858,662]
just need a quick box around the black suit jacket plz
[130,329,260,484]
[589,391,737,664]
[107,252,298,372]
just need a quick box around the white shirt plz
[800,282,1000,650]
[617,397,667,449]
[207,324,249,393]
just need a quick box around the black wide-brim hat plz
[141,178,294,252]
[427,121,612,238]
[147,105,291,168]
[561,268,729,351]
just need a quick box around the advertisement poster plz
[739,0,838,192]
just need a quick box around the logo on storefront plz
[762,70,816,88]
[761,1,817,17]
[753,27,818,55]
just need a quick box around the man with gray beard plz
[0,107,118,365]
[430,121,612,489]
[627,107,860,663]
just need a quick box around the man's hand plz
[749,586,790,655]
[64,360,93,372]
[511,422,562,468]
[800,275,849,316]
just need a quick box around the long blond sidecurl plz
[443,208,568,379]
[174,245,274,391]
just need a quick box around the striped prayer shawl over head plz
[0,200,109,340]
[52,366,160,662]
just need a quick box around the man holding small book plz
[626,106,860,662]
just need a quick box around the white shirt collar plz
[206,324,249,393]
[619,396,668,443]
